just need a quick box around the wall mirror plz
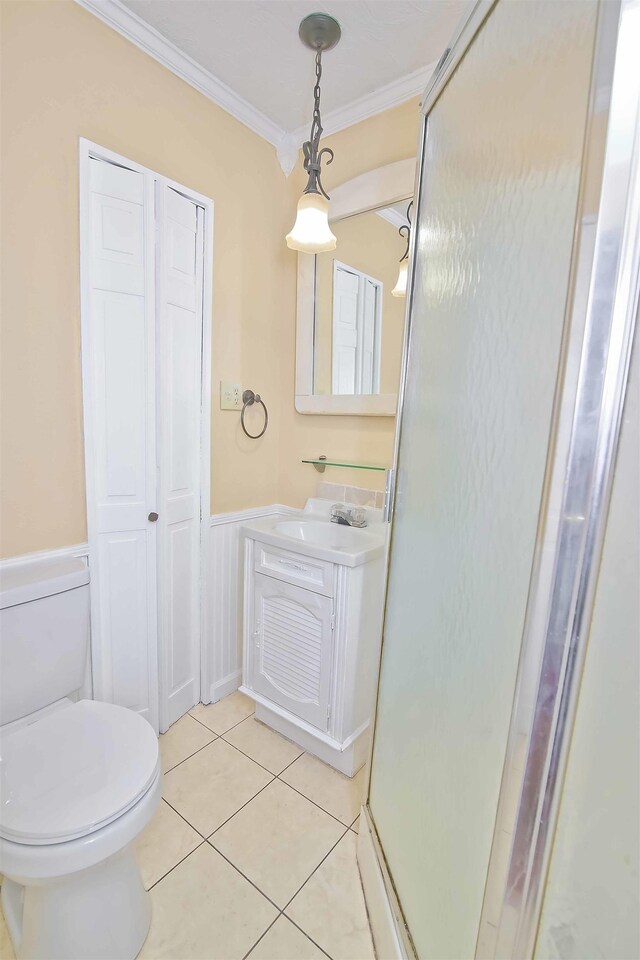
[295,158,416,415]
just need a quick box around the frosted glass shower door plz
[367,1,599,958]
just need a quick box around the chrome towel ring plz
[241,389,269,439]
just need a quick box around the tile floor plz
[0,692,373,960]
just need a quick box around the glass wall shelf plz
[302,456,388,474]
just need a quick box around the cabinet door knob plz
[148,512,159,522]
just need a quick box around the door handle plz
[148,512,159,522]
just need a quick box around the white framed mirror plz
[295,158,416,415]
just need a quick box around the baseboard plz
[357,806,414,960]
[245,688,369,777]
[210,669,242,703]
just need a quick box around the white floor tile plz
[247,916,326,960]
[139,843,277,960]
[224,716,303,775]
[0,907,15,960]
[211,779,345,907]
[286,831,375,960]
[280,753,365,826]
[163,739,273,836]
[159,713,216,773]
[190,691,255,735]
[136,799,202,889]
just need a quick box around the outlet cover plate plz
[220,381,242,410]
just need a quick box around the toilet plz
[0,557,161,960]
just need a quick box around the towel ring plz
[241,389,269,439]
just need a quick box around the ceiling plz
[119,0,467,133]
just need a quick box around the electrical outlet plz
[220,382,242,410]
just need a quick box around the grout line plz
[219,732,290,778]
[206,839,283,913]
[281,825,351,913]
[241,914,283,960]
[188,707,256,738]
[170,727,354,833]
[274,774,355,829]
[218,720,304,777]
[162,797,209,841]
[161,735,218,775]
[207,776,276,838]
[275,751,306,776]
[146,838,207,891]
[285,916,334,960]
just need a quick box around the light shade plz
[286,192,337,253]
[392,260,408,298]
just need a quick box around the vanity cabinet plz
[241,533,385,776]
[250,575,334,731]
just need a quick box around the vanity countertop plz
[241,499,386,567]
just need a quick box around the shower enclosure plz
[360,0,640,957]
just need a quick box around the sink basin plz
[241,504,386,567]
[274,520,373,550]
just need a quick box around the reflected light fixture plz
[286,13,341,253]
[392,201,413,297]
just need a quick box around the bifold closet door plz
[83,157,206,734]
[156,185,204,730]
[84,157,159,730]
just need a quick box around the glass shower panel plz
[368,2,598,958]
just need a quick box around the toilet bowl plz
[0,558,161,960]
[0,699,161,960]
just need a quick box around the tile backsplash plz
[317,481,384,509]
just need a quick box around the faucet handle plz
[348,507,367,527]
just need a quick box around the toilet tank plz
[0,557,90,725]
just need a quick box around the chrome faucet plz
[330,503,368,528]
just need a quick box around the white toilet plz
[0,557,161,960]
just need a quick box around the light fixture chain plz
[311,49,323,143]
[302,46,333,199]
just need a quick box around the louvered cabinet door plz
[251,574,334,731]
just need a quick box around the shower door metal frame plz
[364,0,640,956]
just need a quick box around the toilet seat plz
[0,700,159,845]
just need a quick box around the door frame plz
[79,138,213,731]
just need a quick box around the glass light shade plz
[392,260,408,297]
[286,192,337,253]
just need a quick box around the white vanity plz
[240,499,386,776]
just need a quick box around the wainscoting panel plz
[205,505,297,703]
[0,509,299,710]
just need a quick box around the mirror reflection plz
[313,200,412,396]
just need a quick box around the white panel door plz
[251,574,333,731]
[85,157,158,728]
[332,264,359,394]
[156,185,204,730]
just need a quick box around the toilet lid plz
[0,700,160,845]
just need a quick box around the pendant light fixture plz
[392,201,413,297]
[286,13,341,253]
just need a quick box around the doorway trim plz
[79,137,213,731]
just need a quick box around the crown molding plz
[75,0,437,175]
[376,206,409,230]
[74,0,284,148]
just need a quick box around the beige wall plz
[0,0,420,557]
[0,0,295,557]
